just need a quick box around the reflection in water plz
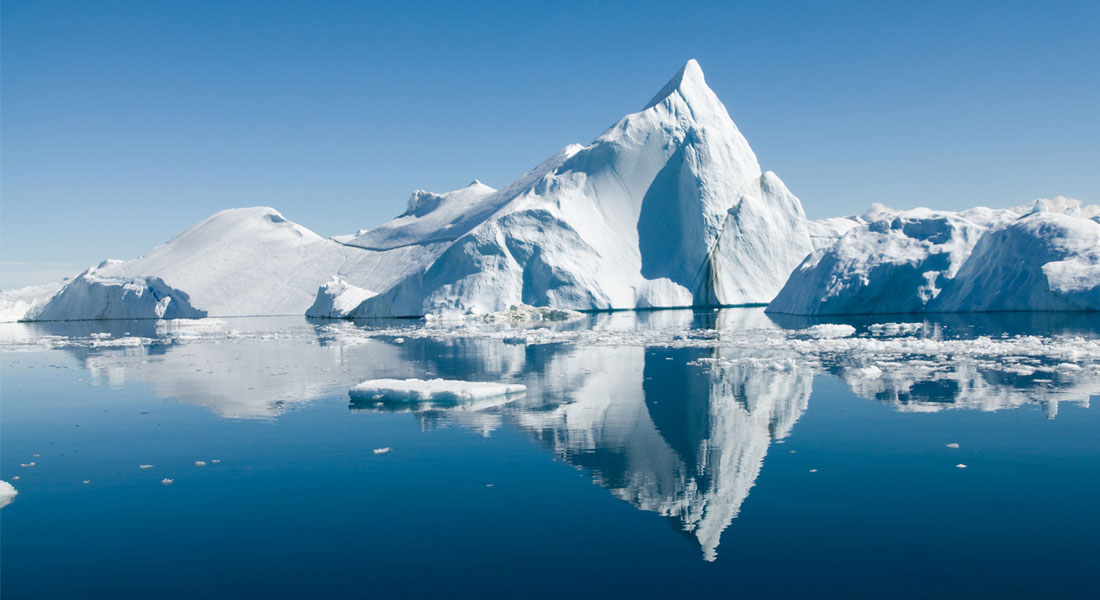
[3,309,1096,560]
[507,344,809,561]
[3,318,420,419]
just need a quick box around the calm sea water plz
[1,309,1097,598]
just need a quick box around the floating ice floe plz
[350,378,527,403]
[801,324,856,338]
[372,447,392,455]
[424,304,585,323]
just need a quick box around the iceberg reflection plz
[507,344,809,561]
[3,308,1095,560]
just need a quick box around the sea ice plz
[349,378,527,403]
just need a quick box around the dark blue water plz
[1,310,1097,598]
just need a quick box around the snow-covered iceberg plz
[929,211,1100,312]
[305,277,377,319]
[13,59,1097,321]
[31,261,206,321]
[350,60,813,316]
[21,61,812,321]
[27,207,432,321]
[768,199,1100,315]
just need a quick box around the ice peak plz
[644,59,710,110]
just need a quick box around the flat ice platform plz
[349,378,527,403]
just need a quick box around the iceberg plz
[11,59,1097,321]
[929,212,1100,312]
[305,277,377,319]
[0,279,69,322]
[27,207,436,320]
[350,60,813,316]
[768,200,1100,315]
[23,61,814,321]
[31,261,206,321]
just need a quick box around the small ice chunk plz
[350,378,526,403]
[808,469,818,473]
[0,480,18,508]
[161,478,174,486]
[956,464,968,469]
[945,443,960,449]
[849,365,883,379]
[20,462,35,468]
[194,461,207,467]
[373,447,392,455]
[868,322,923,336]
[82,480,91,484]
[211,459,221,463]
[139,464,154,469]
[803,324,856,338]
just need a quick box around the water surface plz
[2,309,1097,598]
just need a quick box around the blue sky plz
[2,0,1098,287]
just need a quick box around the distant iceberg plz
[768,199,1100,315]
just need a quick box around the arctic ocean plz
[1,310,1098,598]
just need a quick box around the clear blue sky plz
[2,0,1098,288]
